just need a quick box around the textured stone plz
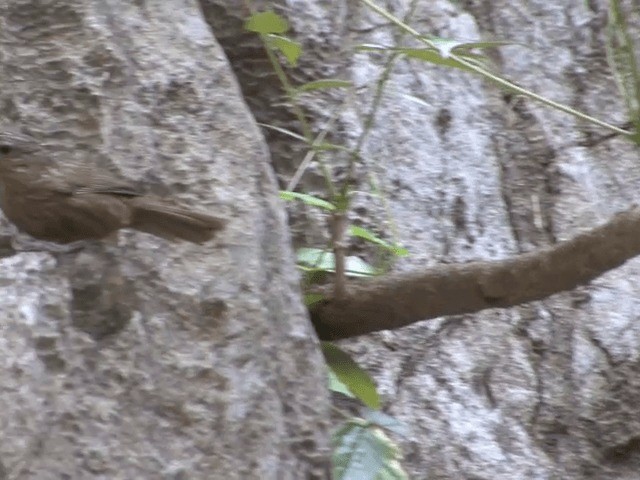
[208,0,640,478]
[0,1,329,478]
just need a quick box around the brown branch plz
[310,206,640,340]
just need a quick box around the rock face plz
[209,1,640,478]
[0,1,329,479]
[3,0,640,478]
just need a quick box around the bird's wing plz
[72,172,142,197]
[74,185,141,197]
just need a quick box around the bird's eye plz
[0,144,12,155]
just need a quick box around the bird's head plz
[0,130,44,173]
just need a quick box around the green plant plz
[244,3,640,478]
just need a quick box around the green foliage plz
[280,191,336,211]
[295,79,354,93]
[322,342,380,410]
[244,11,289,34]
[359,0,635,138]
[304,292,326,307]
[324,344,410,478]
[281,190,406,273]
[244,11,301,66]
[606,0,640,144]
[244,3,640,478]
[360,410,409,438]
[297,248,378,277]
[356,43,494,71]
[267,35,302,66]
[424,37,517,56]
[328,368,358,399]
[333,418,408,480]
[349,226,408,257]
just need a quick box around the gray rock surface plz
[0,1,329,479]
[3,0,640,478]
[210,0,640,478]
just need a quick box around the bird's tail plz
[130,197,225,244]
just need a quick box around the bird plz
[0,130,225,244]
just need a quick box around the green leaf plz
[332,420,408,480]
[295,79,353,93]
[606,0,640,134]
[361,409,409,438]
[310,142,352,153]
[297,248,335,271]
[267,34,302,66]
[304,292,325,307]
[280,191,336,211]
[333,192,351,213]
[400,47,488,70]
[349,226,409,257]
[422,36,516,57]
[322,342,380,410]
[245,11,289,34]
[328,369,356,398]
[344,256,379,277]
[355,44,489,71]
[296,248,379,277]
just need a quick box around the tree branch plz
[310,206,640,340]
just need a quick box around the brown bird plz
[0,130,225,244]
